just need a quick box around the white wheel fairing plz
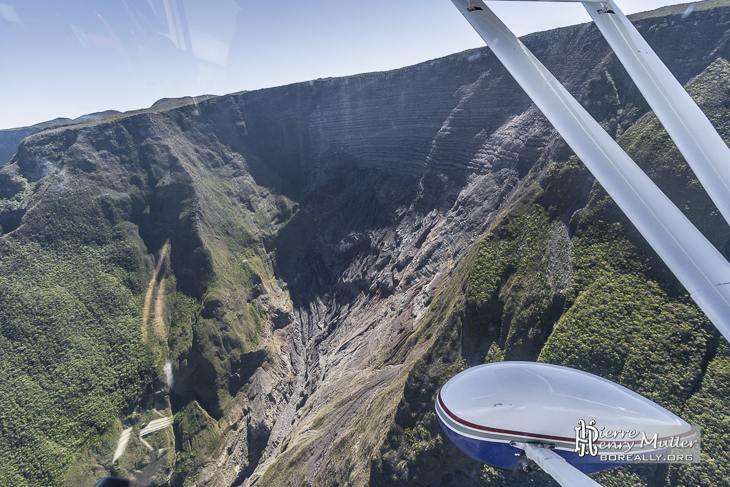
[435,362,694,472]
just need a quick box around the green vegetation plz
[618,59,730,249]
[0,108,292,485]
[375,54,730,487]
[2,10,730,487]
[542,273,712,406]
[0,199,156,486]
[466,201,572,361]
[523,60,730,486]
[676,345,730,486]
[169,401,221,487]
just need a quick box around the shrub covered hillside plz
[373,57,730,487]
[0,104,290,486]
[0,128,158,486]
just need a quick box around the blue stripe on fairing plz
[436,415,628,474]
[437,414,523,470]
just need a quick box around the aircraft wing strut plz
[586,0,730,227]
[514,443,603,487]
[451,0,730,347]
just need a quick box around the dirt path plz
[154,277,167,341]
[142,240,170,344]
[112,427,133,464]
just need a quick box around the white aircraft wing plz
[584,0,730,227]
[451,0,730,343]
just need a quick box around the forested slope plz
[373,34,730,487]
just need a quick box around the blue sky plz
[1,0,686,129]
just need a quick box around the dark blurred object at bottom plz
[94,478,154,487]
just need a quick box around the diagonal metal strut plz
[451,0,730,364]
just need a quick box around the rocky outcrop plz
[180,4,730,486]
[0,126,42,166]
[0,111,123,167]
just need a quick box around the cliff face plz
[1,2,730,487]
[0,112,124,166]
[0,127,40,166]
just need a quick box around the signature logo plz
[574,419,599,457]
[572,419,700,464]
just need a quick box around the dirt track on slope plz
[141,240,170,344]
